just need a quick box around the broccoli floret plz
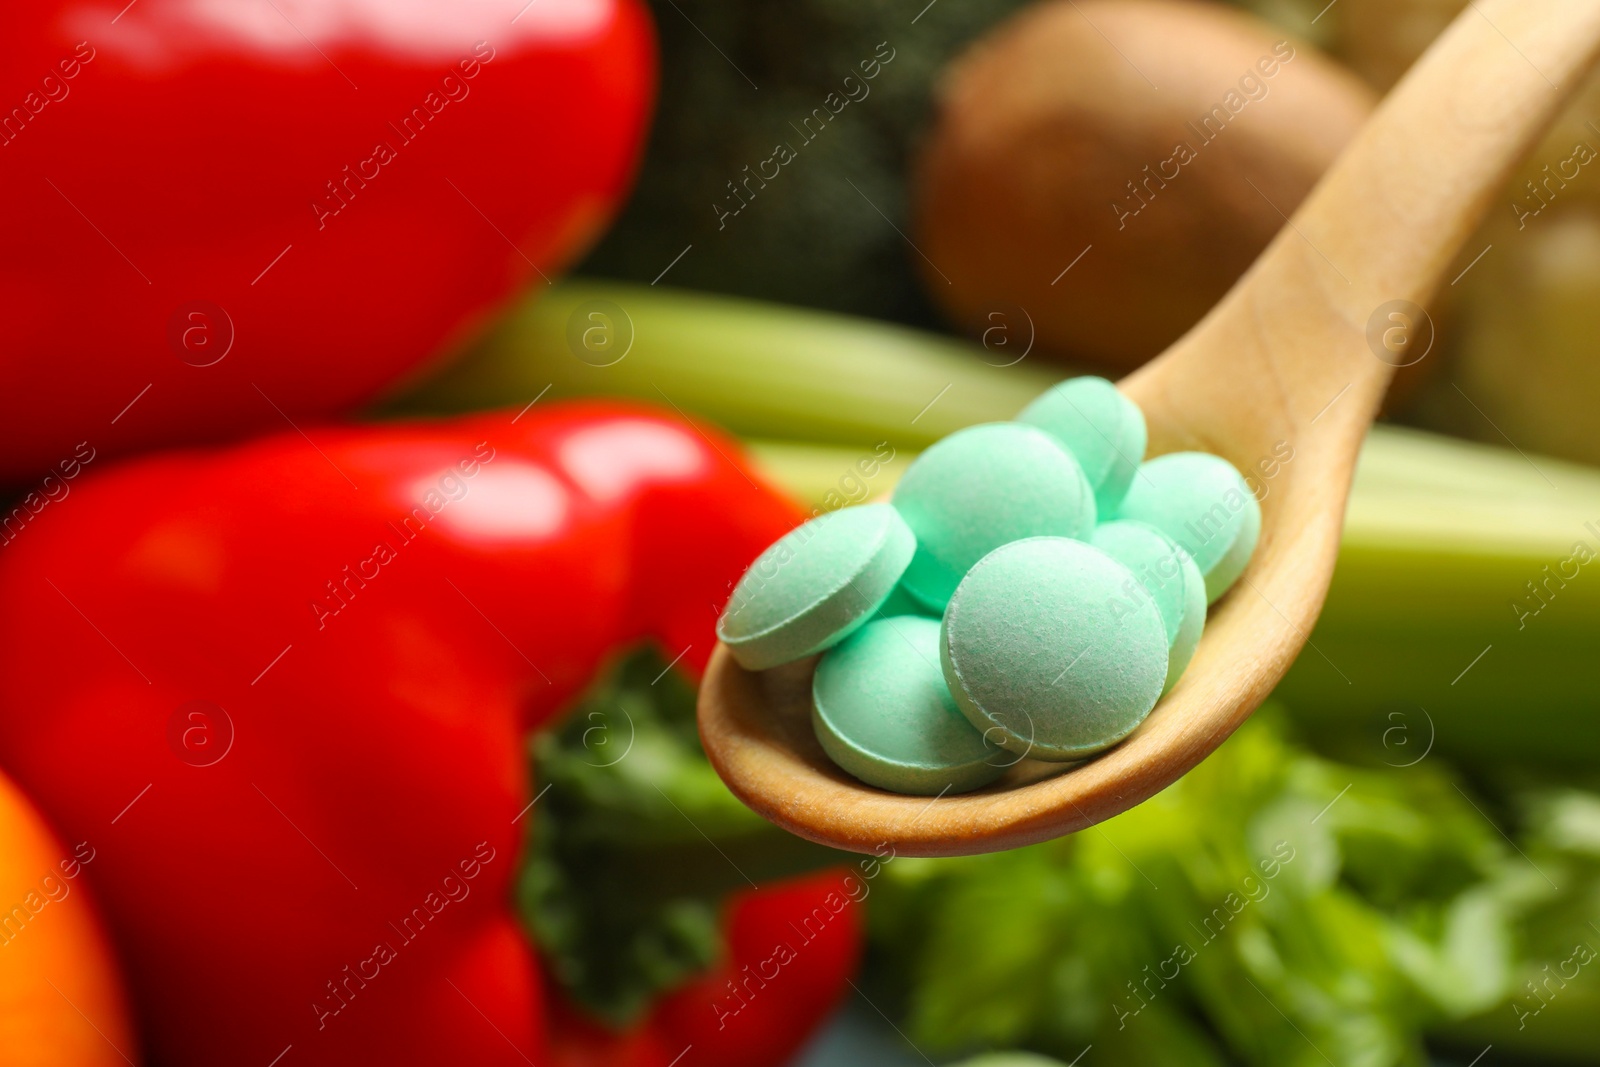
[577,0,1032,326]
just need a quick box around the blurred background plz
[4,2,1600,1066]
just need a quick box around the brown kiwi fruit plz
[914,0,1376,371]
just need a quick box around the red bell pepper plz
[0,0,654,483]
[0,403,858,1065]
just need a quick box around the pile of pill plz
[717,377,1260,796]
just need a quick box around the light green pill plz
[1115,452,1261,602]
[893,422,1096,611]
[813,616,1006,795]
[1018,376,1147,514]
[941,537,1168,761]
[1092,520,1207,693]
[718,503,915,670]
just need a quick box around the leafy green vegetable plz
[517,648,845,1024]
[520,655,1600,1061]
[1440,788,1600,1060]
[866,710,1577,1066]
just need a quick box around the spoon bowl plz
[699,0,1600,856]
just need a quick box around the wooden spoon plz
[699,0,1600,857]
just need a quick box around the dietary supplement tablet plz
[941,537,1168,761]
[893,422,1095,611]
[1018,377,1147,514]
[1091,519,1207,693]
[1115,451,1260,602]
[718,503,915,670]
[813,616,1006,795]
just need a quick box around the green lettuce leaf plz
[870,710,1532,1066]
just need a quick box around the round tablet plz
[717,503,915,670]
[1115,452,1261,602]
[893,422,1095,611]
[813,616,1006,795]
[1018,377,1147,515]
[1091,520,1207,693]
[941,537,1168,761]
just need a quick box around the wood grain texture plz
[699,0,1600,856]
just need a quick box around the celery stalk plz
[1282,430,1600,775]
[381,280,1059,449]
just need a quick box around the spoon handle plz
[1140,0,1600,442]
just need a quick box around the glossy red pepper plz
[0,0,654,483]
[0,403,857,1065]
